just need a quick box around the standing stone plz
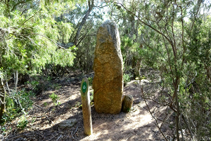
[81,78,92,135]
[93,20,123,114]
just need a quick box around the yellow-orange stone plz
[93,20,123,114]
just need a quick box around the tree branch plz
[74,0,94,46]
[20,9,41,27]
[11,1,27,12]
[190,0,202,31]
[115,2,173,47]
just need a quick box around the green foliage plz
[53,84,62,90]
[1,126,6,133]
[27,80,39,90]
[43,102,48,107]
[2,89,34,123]
[0,0,83,124]
[75,101,81,107]
[123,74,132,84]
[17,115,28,130]
[112,0,211,140]
[0,0,77,76]
[121,35,141,75]
[88,77,93,85]
[49,93,59,106]
[140,75,146,80]
[90,92,94,102]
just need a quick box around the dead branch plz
[56,135,63,141]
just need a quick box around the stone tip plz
[101,20,118,28]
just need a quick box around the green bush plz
[17,115,28,130]
[88,77,93,85]
[123,74,132,84]
[2,89,34,124]
[49,93,59,106]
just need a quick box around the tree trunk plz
[73,0,94,46]
[174,76,180,141]
[205,66,211,83]
[0,79,6,123]
[134,59,141,78]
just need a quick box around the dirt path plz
[3,71,173,141]
[80,82,164,141]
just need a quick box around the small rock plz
[140,79,150,85]
[58,119,77,129]
[126,80,139,86]
[122,95,133,113]
[133,99,140,104]
[0,134,4,140]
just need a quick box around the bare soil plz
[2,70,174,141]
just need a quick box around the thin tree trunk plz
[134,59,141,78]
[15,71,18,92]
[0,78,6,123]
[74,0,94,46]
[174,76,180,141]
[205,66,211,83]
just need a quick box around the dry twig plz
[56,135,63,141]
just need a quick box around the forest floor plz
[3,69,175,141]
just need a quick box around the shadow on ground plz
[4,71,173,141]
